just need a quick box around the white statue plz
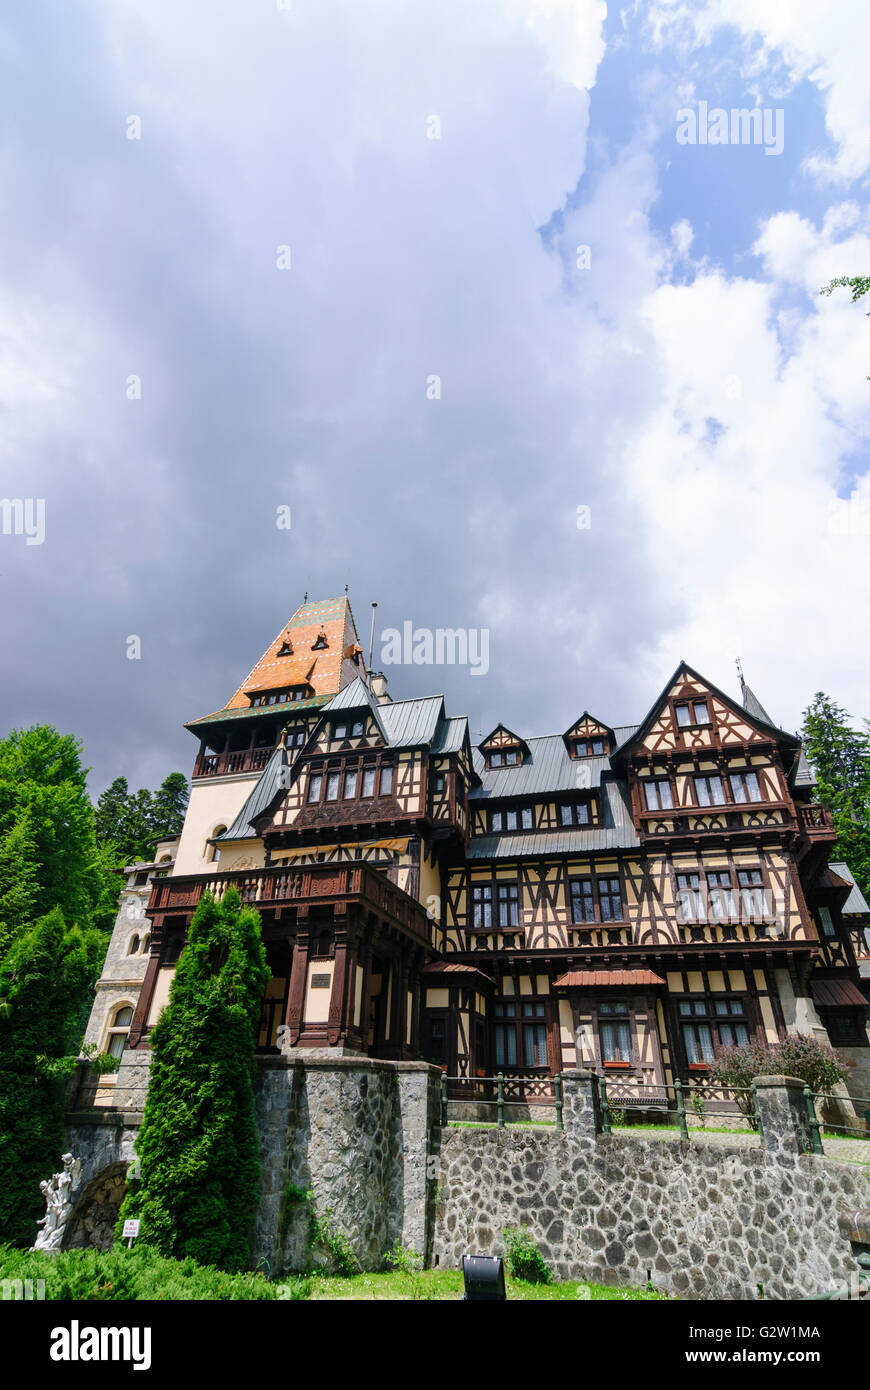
[31,1153,81,1253]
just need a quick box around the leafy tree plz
[820,275,870,306]
[710,1037,848,1130]
[0,910,103,1246]
[800,693,870,900]
[0,727,112,949]
[118,889,268,1272]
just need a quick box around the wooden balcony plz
[147,861,436,949]
[193,747,274,778]
[797,802,835,837]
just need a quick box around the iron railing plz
[802,1089,870,1155]
[440,1073,563,1129]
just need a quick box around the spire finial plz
[736,656,745,697]
[303,591,308,603]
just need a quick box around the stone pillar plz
[394,1062,442,1260]
[560,1070,602,1138]
[753,1074,813,1155]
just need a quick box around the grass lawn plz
[278,1269,668,1300]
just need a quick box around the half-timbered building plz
[93,595,870,1111]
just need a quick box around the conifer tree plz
[0,910,102,1246]
[119,889,269,1272]
[801,692,870,899]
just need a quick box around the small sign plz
[122,1220,140,1239]
[310,974,331,989]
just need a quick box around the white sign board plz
[122,1219,140,1238]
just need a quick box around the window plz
[643,779,673,811]
[344,768,358,798]
[676,700,710,727]
[334,723,348,740]
[307,772,323,803]
[361,767,376,797]
[494,1001,547,1068]
[490,749,520,768]
[208,826,227,863]
[694,775,725,806]
[277,640,294,656]
[325,771,340,801]
[825,1011,864,1045]
[737,867,769,920]
[676,872,704,923]
[570,877,596,923]
[707,870,734,921]
[490,752,503,768]
[140,933,151,954]
[134,871,149,887]
[433,773,446,793]
[598,1000,631,1063]
[380,764,394,794]
[105,1005,134,1059]
[505,750,520,766]
[497,882,519,927]
[128,935,140,955]
[816,905,836,938]
[521,806,533,829]
[505,809,518,831]
[679,997,748,1063]
[560,802,590,826]
[352,720,365,737]
[491,807,531,832]
[491,810,503,832]
[574,738,606,757]
[426,1016,446,1065]
[729,771,761,803]
[472,884,492,928]
[598,877,623,922]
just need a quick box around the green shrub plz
[0,1243,277,1300]
[503,1226,552,1284]
[309,1208,358,1277]
[773,1035,848,1094]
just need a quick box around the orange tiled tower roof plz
[221,596,365,710]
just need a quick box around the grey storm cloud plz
[1,0,686,793]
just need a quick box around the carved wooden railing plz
[147,861,435,946]
[797,802,835,834]
[193,747,274,778]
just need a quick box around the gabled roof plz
[478,724,531,756]
[563,711,616,751]
[324,675,389,741]
[379,695,446,748]
[611,661,800,768]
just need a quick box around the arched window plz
[127,934,140,955]
[209,826,227,862]
[105,1005,134,1059]
[140,933,151,955]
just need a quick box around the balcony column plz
[327,907,353,1047]
[284,911,310,1046]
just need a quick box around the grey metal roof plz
[742,683,775,725]
[219,747,290,840]
[323,675,388,740]
[378,695,445,748]
[468,781,640,857]
[792,746,814,787]
[471,735,610,799]
[829,861,870,917]
[431,715,469,755]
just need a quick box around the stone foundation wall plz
[431,1076,870,1299]
[253,1056,441,1275]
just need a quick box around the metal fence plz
[599,1078,764,1143]
[441,1074,564,1128]
[802,1089,870,1155]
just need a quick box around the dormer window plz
[676,700,710,728]
[277,641,294,657]
[490,749,521,768]
[559,802,590,827]
[573,738,607,757]
[312,630,329,650]
[334,720,365,740]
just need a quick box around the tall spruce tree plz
[118,889,268,1272]
[801,692,870,899]
[94,772,189,866]
[0,909,103,1246]
[150,773,189,841]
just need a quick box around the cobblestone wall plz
[431,1127,870,1299]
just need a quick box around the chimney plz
[369,671,391,704]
